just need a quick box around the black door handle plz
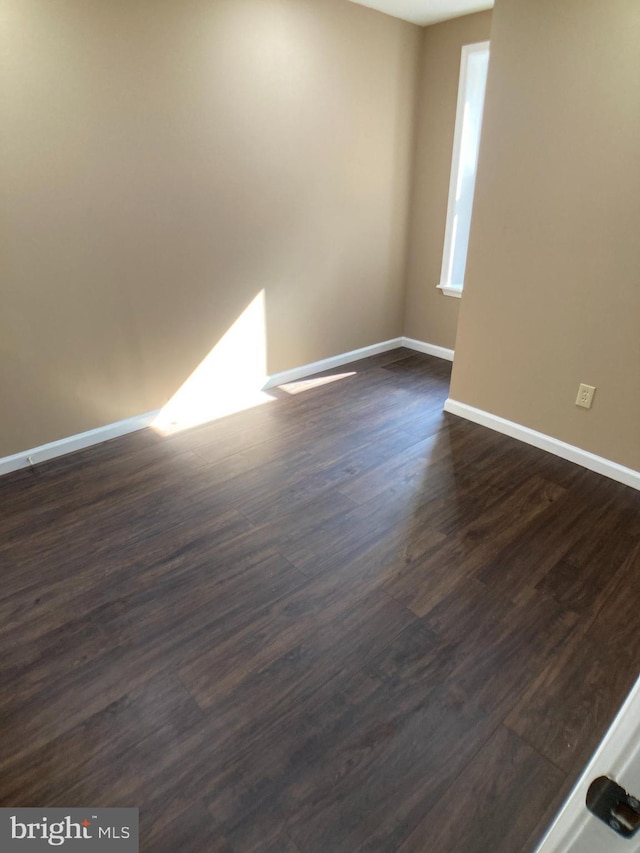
[586,776,640,838]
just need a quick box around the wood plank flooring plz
[1,348,639,852]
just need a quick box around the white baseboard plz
[401,337,455,361]
[263,337,404,389]
[264,336,454,390]
[444,398,640,491]
[0,337,453,477]
[0,410,159,477]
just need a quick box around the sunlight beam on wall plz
[152,290,273,436]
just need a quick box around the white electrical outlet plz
[576,383,596,409]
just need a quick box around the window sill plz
[437,284,463,299]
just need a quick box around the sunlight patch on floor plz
[277,372,356,395]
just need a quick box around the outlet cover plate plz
[576,383,596,409]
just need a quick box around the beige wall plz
[0,0,420,456]
[450,0,640,471]
[403,10,492,350]
[5,0,637,474]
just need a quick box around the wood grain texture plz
[397,725,565,853]
[1,348,639,852]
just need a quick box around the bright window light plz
[438,41,490,298]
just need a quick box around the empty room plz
[1,0,639,851]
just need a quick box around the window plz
[438,41,490,298]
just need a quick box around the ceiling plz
[347,0,493,27]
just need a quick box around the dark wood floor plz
[1,349,639,852]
